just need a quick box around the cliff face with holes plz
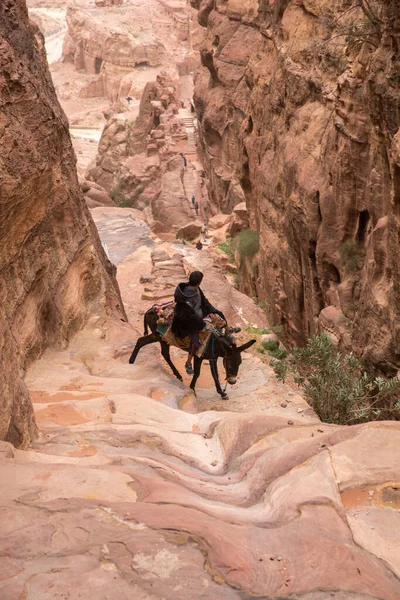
[193,0,400,370]
[0,1,125,447]
[62,6,165,101]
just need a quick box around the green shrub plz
[262,340,279,352]
[235,229,260,260]
[110,179,129,207]
[271,332,400,425]
[257,340,288,360]
[219,229,259,264]
[269,348,288,360]
[261,340,288,359]
[246,326,269,335]
[218,237,235,262]
[339,240,363,274]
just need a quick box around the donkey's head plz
[221,338,256,385]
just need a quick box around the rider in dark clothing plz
[172,271,225,374]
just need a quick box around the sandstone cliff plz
[0,0,125,447]
[193,0,400,371]
[87,73,194,232]
[63,6,166,101]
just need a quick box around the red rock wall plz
[0,1,125,447]
[193,0,400,371]
[62,6,166,101]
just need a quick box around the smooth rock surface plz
[1,209,400,599]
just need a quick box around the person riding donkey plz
[172,271,226,375]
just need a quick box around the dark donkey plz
[129,309,256,399]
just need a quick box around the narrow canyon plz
[1,1,400,599]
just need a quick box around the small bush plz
[257,340,288,360]
[235,229,260,260]
[262,341,279,352]
[339,240,363,274]
[246,326,269,335]
[271,332,400,425]
[269,324,284,336]
[262,340,288,360]
[219,229,259,264]
[218,237,235,262]
[110,179,129,207]
[270,348,288,360]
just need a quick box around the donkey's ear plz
[237,339,256,353]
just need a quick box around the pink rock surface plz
[1,209,399,599]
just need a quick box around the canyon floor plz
[1,210,400,599]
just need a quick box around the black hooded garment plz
[171,282,226,339]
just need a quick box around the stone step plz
[154,259,183,267]
[153,292,175,302]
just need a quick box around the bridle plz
[212,334,233,393]
[210,326,241,394]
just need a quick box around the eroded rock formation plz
[192,0,400,370]
[87,73,194,232]
[0,0,125,447]
[63,6,166,101]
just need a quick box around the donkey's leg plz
[209,359,228,399]
[190,356,203,394]
[160,341,183,381]
[129,333,159,364]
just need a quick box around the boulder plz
[84,186,116,207]
[261,333,279,345]
[227,215,246,237]
[209,213,232,229]
[85,198,103,209]
[233,202,248,222]
[210,227,229,245]
[176,221,203,241]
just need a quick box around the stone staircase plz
[176,108,204,220]
[185,123,197,154]
[179,110,197,155]
[183,166,201,219]
[141,248,186,304]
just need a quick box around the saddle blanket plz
[156,310,226,358]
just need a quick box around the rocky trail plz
[2,209,400,599]
[179,110,197,155]
[183,164,202,220]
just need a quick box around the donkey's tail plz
[143,306,156,335]
[143,313,149,336]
